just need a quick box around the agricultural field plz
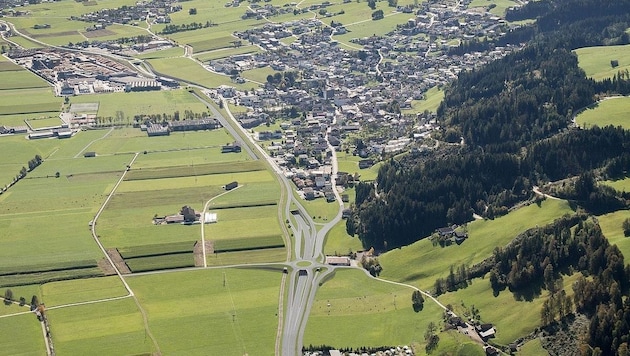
[378,199,575,289]
[46,297,154,355]
[304,268,444,350]
[0,312,46,355]
[194,45,261,62]
[323,220,363,256]
[575,44,630,80]
[574,97,630,129]
[0,134,60,185]
[126,268,281,355]
[336,151,381,181]
[468,0,520,16]
[68,89,210,120]
[0,68,50,90]
[602,176,630,193]
[135,46,185,60]
[41,276,128,307]
[25,116,63,130]
[516,338,548,356]
[0,88,59,116]
[402,86,445,114]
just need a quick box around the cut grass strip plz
[213,235,284,252]
[125,253,194,272]
[118,241,195,259]
[124,160,266,180]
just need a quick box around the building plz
[146,124,169,137]
[326,256,350,266]
[168,118,220,131]
[225,181,238,190]
[221,142,242,153]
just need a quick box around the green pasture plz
[0,112,58,127]
[125,160,265,180]
[297,193,342,223]
[130,147,253,169]
[575,44,630,80]
[241,66,279,84]
[0,70,49,90]
[126,268,281,355]
[68,89,209,119]
[5,35,44,49]
[82,23,150,42]
[83,128,233,155]
[324,220,363,256]
[36,155,132,177]
[468,0,519,16]
[335,11,409,46]
[207,247,287,266]
[41,276,127,307]
[429,330,485,356]
[598,210,630,261]
[0,313,46,355]
[147,57,257,90]
[47,298,154,355]
[208,180,281,206]
[194,46,261,62]
[438,272,583,346]
[118,241,194,259]
[304,268,444,350]
[125,253,194,272]
[516,338,548,356]
[602,176,630,192]
[379,199,575,289]
[336,151,381,181]
[135,46,185,60]
[205,205,282,240]
[0,133,60,183]
[402,86,445,114]
[44,129,126,160]
[0,266,103,289]
[11,0,138,18]
[574,97,630,129]
[25,117,62,129]
[0,88,59,115]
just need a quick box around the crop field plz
[40,276,127,306]
[125,253,194,272]
[0,313,46,355]
[213,234,284,252]
[204,205,283,240]
[6,35,44,49]
[575,97,630,129]
[575,44,630,80]
[0,69,49,90]
[47,297,154,355]
[438,272,583,346]
[304,269,444,350]
[0,88,59,115]
[379,199,575,289]
[0,263,103,288]
[126,268,281,355]
[68,89,209,119]
[597,210,630,260]
[207,247,287,266]
[117,241,195,259]
[125,160,266,180]
[0,133,61,184]
[516,339,548,356]
[335,10,410,47]
[136,46,185,59]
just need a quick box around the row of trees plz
[160,21,214,35]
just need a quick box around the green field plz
[574,97,630,129]
[41,276,128,307]
[597,209,630,261]
[304,269,444,350]
[0,88,59,115]
[126,268,281,355]
[336,151,381,181]
[25,116,62,129]
[0,70,50,90]
[402,86,445,114]
[0,313,46,355]
[602,176,630,192]
[68,89,209,120]
[575,44,630,80]
[47,298,154,355]
[379,199,575,289]
[135,46,185,59]
[125,253,194,272]
[147,57,257,90]
[468,0,520,16]
[194,46,261,62]
[324,220,363,256]
[516,338,548,356]
[207,247,287,266]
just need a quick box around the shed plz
[225,181,238,190]
[84,151,96,158]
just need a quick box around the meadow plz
[597,209,630,261]
[602,176,630,193]
[323,220,363,256]
[574,97,630,129]
[0,70,50,90]
[40,276,128,307]
[0,88,59,116]
[0,313,46,355]
[336,151,381,181]
[378,199,575,289]
[575,44,630,80]
[304,268,444,351]
[468,0,520,16]
[126,268,281,355]
[402,86,445,114]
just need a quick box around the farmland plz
[575,44,630,80]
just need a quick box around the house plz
[303,187,315,200]
[476,324,496,340]
[221,141,242,153]
[358,159,374,169]
[342,208,352,219]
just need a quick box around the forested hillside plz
[349,0,630,250]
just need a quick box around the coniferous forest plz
[349,0,630,353]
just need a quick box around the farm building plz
[28,131,54,139]
[168,118,220,131]
[225,181,238,190]
[221,141,242,153]
[326,256,350,266]
[84,151,96,158]
[146,124,169,137]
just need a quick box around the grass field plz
[402,86,445,114]
[25,116,62,129]
[602,176,630,193]
[468,0,520,16]
[241,66,279,84]
[0,313,46,355]
[574,97,630,129]
[0,70,50,90]
[379,199,575,289]
[304,268,444,350]
[0,88,59,115]
[597,209,630,261]
[47,298,154,355]
[194,46,261,62]
[430,330,485,356]
[336,151,381,181]
[135,46,185,60]
[41,276,128,307]
[68,89,209,119]
[516,338,548,355]
[126,268,281,355]
[125,253,194,272]
[575,44,630,80]
[324,220,363,256]
[147,57,257,90]
[207,247,287,266]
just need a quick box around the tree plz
[424,321,439,353]
[19,297,26,306]
[388,0,398,7]
[367,0,376,10]
[30,295,39,309]
[412,290,425,312]
[55,171,60,178]
[4,289,13,304]
[623,218,630,237]
[189,8,197,15]
[372,9,384,20]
